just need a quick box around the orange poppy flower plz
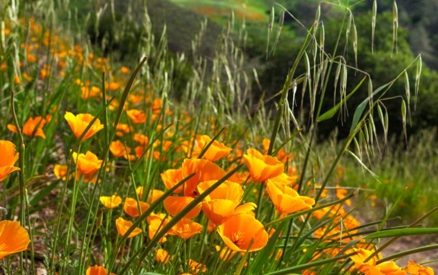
[115,217,142,238]
[123,197,150,217]
[120,66,131,74]
[181,158,226,197]
[8,116,47,138]
[188,259,207,274]
[160,168,184,194]
[0,140,20,181]
[106,81,121,91]
[171,218,203,239]
[270,173,298,187]
[197,180,244,225]
[163,196,201,219]
[126,109,146,124]
[147,213,174,243]
[192,135,232,162]
[146,189,165,204]
[156,248,171,264]
[133,133,149,146]
[0,220,31,259]
[404,260,434,275]
[109,140,134,160]
[72,151,103,180]
[100,195,122,209]
[64,112,104,140]
[115,123,133,137]
[243,148,284,182]
[81,86,101,99]
[53,164,68,180]
[266,179,314,216]
[86,265,115,275]
[217,213,268,252]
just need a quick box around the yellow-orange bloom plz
[115,217,142,238]
[172,218,203,239]
[181,158,226,197]
[404,260,434,275]
[123,197,150,217]
[109,140,133,160]
[163,196,201,219]
[120,66,131,74]
[266,178,314,216]
[0,220,31,259]
[64,112,104,140]
[147,213,173,243]
[72,151,102,180]
[243,148,284,182]
[86,265,115,275]
[53,164,68,180]
[193,135,232,161]
[217,213,268,252]
[156,248,171,264]
[197,180,244,225]
[100,195,122,209]
[161,168,184,194]
[8,116,47,138]
[188,259,207,275]
[126,109,146,124]
[0,140,20,181]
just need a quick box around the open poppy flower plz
[0,220,31,259]
[7,116,47,138]
[115,217,142,238]
[86,265,115,275]
[217,213,268,252]
[171,218,203,239]
[243,148,284,182]
[147,213,174,243]
[123,197,150,217]
[0,140,20,181]
[163,196,201,219]
[197,180,244,225]
[404,260,434,275]
[266,178,314,216]
[100,195,122,209]
[72,151,102,180]
[64,112,104,140]
[161,168,184,194]
[192,135,232,162]
[181,158,226,197]
[126,109,146,124]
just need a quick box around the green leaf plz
[349,81,392,133]
[317,76,366,122]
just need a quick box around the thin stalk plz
[10,88,28,274]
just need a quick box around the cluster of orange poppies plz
[349,248,433,275]
[2,15,436,275]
